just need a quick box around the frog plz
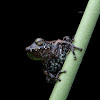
[25,36,82,84]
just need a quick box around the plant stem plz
[49,0,100,100]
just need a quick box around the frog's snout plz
[25,46,31,53]
[25,46,35,53]
[25,45,40,53]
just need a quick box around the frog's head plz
[25,38,50,60]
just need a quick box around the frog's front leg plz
[70,44,83,60]
[63,36,83,59]
[52,37,82,60]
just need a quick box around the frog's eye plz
[35,38,44,46]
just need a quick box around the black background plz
[23,0,99,100]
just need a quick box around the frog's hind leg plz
[42,69,58,82]
[42,69,66,83]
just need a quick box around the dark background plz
[23,0,99,99]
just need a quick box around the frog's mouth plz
[27,53,43,60]
[25,44,44,60]
[25,47,43,60]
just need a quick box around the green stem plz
[49,0,100,100]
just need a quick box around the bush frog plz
[25,36,82,83]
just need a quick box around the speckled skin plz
[25,36,82,83]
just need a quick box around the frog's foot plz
[63,36,83,60]
[55,70,66,81]
[70,44,83,60]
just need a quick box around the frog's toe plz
[57,78,61,81]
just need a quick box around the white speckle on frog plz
[60,49,62,55]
